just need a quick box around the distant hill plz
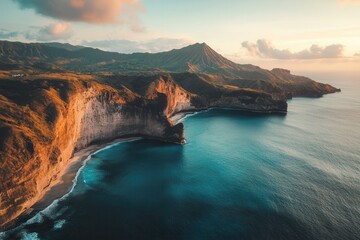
[42,42,85,51]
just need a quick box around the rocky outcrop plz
[104,73,288,118]
[0,75,184,229]
[209,89,287,113]
[169,73,287,113]
[270,68,341,97]
[144,75,194,117]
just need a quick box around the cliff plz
[0,70,289,228]
[0,73,184,229]
[270,68,340,97]
[102,73,288,115]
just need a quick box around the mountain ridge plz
[0,40,340,98]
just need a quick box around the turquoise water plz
[2,73,360,240]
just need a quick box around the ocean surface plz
[2,72,360,240]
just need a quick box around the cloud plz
[39,22,72,41]
[242,39,345,59]
[82,38,193,53]
[26,22,73,41]
[0,30,19,39]
[12,0,144,31]
[354,53,360,57]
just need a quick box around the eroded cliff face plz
[270,68,340,97]
[144,75,194,117]
[75,94,185,150]
[0,76,184,229]
[114,73,287,118]
[209,89,287,113]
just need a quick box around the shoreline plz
[170,107,287,124]
[1,137,141,232]
[33,137,141,210]
[170,110,205,124]
[2,107,285,232]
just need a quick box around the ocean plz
[1,72,360,240]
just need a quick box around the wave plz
[175,110,208,124]
[20,232,40,240]
[53,220,66,230]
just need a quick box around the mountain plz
[42,42,85,51]
[0,40,340,97]
[127,43,240,73]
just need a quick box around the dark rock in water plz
[165,122,185,144]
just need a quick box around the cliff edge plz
[0,73,184,229]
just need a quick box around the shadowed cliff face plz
[102,73,288,115]
[0,75,184,229]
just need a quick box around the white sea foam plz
[20,231,40,240]
[53,220,66,230]
[175,110,203,124]
[0,232,6,240]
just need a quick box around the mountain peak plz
[186,42,210,50]
[165,42,237,72]
[196,42,208,46]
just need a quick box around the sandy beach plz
[5,112,191,230]
[30,111,197,216]
[18,137,141,224]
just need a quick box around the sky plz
[0,0,359,73]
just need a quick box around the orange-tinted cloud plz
[13,0,143,30]
[39,22,72,40]
[242,39,345,59]
[24,22,73,41]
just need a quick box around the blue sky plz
[0,0,359,72]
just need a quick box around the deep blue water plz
[2,73,360,240]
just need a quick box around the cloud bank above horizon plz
[82,38,193,53]
[242,39,345,59]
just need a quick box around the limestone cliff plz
[144,75,195,117]
[103,73,288,118]
[0,74,184,229]
[209,88,287,113]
